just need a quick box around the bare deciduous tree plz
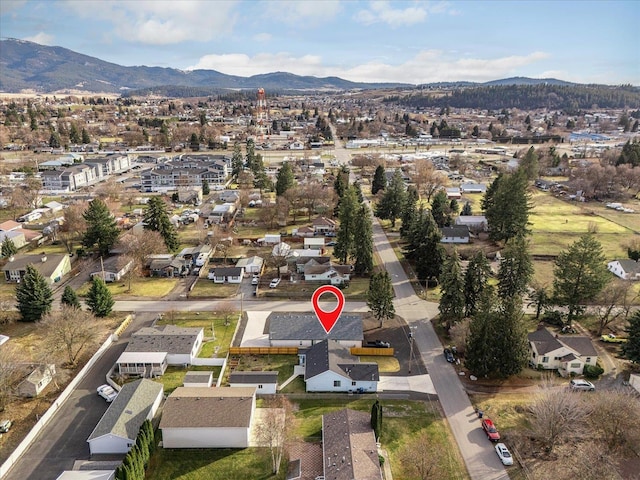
[593,280,637,336]
[528,384,593,454]
[413,160,449,202]
[396,430,447,479]
[565,441,624,480]
[216,301,236,327]
[253,396,292,475]
[0,344,23,412]
[448,318,471,355]
[39,306,98,368]
[58,201,88,254]
[116,231,167,292]
[589,389,640,453]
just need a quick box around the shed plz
[228,371,278,395]
[183,371,214,388]
[18,364,56,397]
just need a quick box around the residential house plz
[445,187,462,199]
[18,364,56,397]
[146,256,189,277]
[208,203,235,224]
[160,387,257,448]
[293,226,315,237]
[87,379,163,455]
[120,325,204,369]
[312,217,336,235]
[293,256,332,274]
[228,371,278,395]
[208,266,244,283]
[0,220,41,244]
[178,245,213,268]
[0,230,27,250]
[528,327,598,376]
[235,256,263,274]
[183,371,214,388]
[440,226,471,244]
[460,183,487,194]
[607,259,640,281]
[44,201,65,214]
[90,256,134,283]
[302,340,378,393]
[304,264,351,285]
[268,312,363,348]
[455,215,488,233]
[303,237,325,250]
[322,409,383,480]
[2,253,71,285]
[116,352,168,378]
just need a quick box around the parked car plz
[269,278,281,288]
[443,348,455,363]
[482,418,501,442]
[569,379,595,391]
[495,443,513,466]
[0,419,12,433]
[366,340,391,348]
[601,333,627,343]
[97,384,118,403]
[252,276,259,285]
[326,241,337,247]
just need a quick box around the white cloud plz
[186,49,551,84]
[356,1,427,27]
[62,0,238,45]
[23,32,55,45]
[0,0,26,15]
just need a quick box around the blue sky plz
[1,0,639,85]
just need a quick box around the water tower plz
[256,88,268,126]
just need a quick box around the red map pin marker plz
[312,285,345,334]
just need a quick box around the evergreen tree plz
[399,186,418,239]
[367,271,395,328]
[69,123,80,144]
[334,187,359,264]
[404,208,444,286]
[201,179,210,196]
[461,201,472,216]
[275,162,295,196]
[370,400,383,441]
[83,198,120,256]
[465,289,497,377]
[464,251,491,317]
[16,264,53,322]
[482,171,531,243]
[553,234,610,323]
[352,204,373,275]
[519,146,539,181]
[86,277,114,317]
[431,189,453,227]
[497,236,533,298]
[622,310,640,363]
[143,197,179,251]
[81,127,91,144]
[375,169,406,227]
[245,139,256,171]
[371,165,386,195]
[61,285,81,309]
[493,297,529,377]
[439,249,465,328]
[231,142,243,178]
[1,236,17,258]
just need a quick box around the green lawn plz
[157,312,239,358]
[228,354,297,385]
[154,365,222,394]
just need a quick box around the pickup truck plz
[601,334,628,343]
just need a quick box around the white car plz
[495,443,513,466]
[569,379,595,391]
[269,278,281,288]
[97,384,118,403]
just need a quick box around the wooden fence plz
[229,346,299,355]
[350,347,395,356]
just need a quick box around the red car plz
[482,418,501,442]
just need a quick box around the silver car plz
[569,379,595,391]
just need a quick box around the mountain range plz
[0,38,576,95]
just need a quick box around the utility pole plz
[408,326,417,374]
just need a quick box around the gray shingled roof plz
[528,328,564,355]
[159,387,255,428]
[125,325,203,355]
[561,336,598,356]
[213,267,243,276]
[304,340,378,381]
[322,409,382,480]
[184,371,213,382]
[441,226,470,238]
[87,379,163,442]
[613,259,640,274]
[228,371,278,384]
[269,313,363,342]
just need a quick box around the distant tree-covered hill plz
[386,84,640,111]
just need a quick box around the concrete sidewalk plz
[378,374,436,394]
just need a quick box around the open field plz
[77,276,178,298]
[189,280,239,298]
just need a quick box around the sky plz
[1,0,639,85]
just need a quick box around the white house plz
[528,327,598,377]
[208,266,244,283]
[303,340,378,393]
[235,256,264,274]
[90,256,133,283]
[55,472,115,480]
[322,409,382,480]
[303,237,325,250]
[312,217,336,235]
[268,312,363,348]
[460,183,487,194]
[87,379,163,455]
[119,325,204,371]
[228,371,278,395]
[303,264,351,285]
[2,253,71,285]
[18,364,56,397]
[160,387,257,448]
[116,351,168,377]
[607,259,640,281]
[183,371,214,388]
[440,226,471,244]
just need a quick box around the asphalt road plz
[5,313,157,480]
